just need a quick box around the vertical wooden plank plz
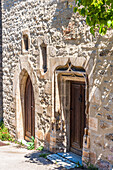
[80,84,86,148]
[31,83,35,138]
[25,75,35,140]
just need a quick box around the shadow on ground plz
[25,150,52,165]
[24,150,86,170]
[24,150,64,169]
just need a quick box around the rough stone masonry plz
[1,0,113,169]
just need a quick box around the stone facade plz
[0,1,3,121]
[1,0,113,169]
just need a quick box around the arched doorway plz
[24,75,35,141]
[52,59,88,154]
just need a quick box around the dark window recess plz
[41,45,47,73]
[23,35,28,51]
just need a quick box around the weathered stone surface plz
[36,130,44,141]
[0,0,2,121]
[105,133,113,141]
[97,160,111,170]
[1,0,113,169]
[89,117,98,131]
[90,152,96,164]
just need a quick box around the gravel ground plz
[0,141,86,170]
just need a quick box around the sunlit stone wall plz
[2,0,113,168]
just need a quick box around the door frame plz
[53,60,89,153]
[54,71,88,153]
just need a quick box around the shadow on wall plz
[3,0,25,11]
[51,1,73,32]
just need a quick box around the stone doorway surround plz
[50,58,90,163]
[13,57,38,142]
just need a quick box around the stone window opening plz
[41,43,47,73]
[23,35,28,51]
[22,30,30,54]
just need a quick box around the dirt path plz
[0,142,59,170]
[0,142,85,170]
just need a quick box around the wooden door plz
[25,75,35,141]
[70,81,86,155]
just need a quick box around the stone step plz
[47,154,76,169]
[57,152,82,165]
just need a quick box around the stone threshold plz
[57,152,82,165]
[47,152,82,169]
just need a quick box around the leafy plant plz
[39,153,49,159]
[27,136,35,150]
[74,161,84,168]
[20,140,24,146]
[36,145,44,151]
[0,120,4,129]
[87,162,98,170]
[72,0,113,35]
[0,121,13,141]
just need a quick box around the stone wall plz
[0,1,3,121]
[2,0,113,169]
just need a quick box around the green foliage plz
[36,145,44,151]
[14,140,24,146]
[39,153,49,159]
[20,140,24,146]
[15,140,18,144]
[74,161,84,168]
[0,121,13,141]
[27,136,35,150]
[87,162,98,170]
[73,0,113,35]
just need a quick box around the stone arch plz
[14,61,38,141]
[16,69,28,140]
[50,58,89,155]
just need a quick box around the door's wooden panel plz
[25,75,35,141]
[31,86,35,137]
[81,84,86,147]
[70,81,85,155]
